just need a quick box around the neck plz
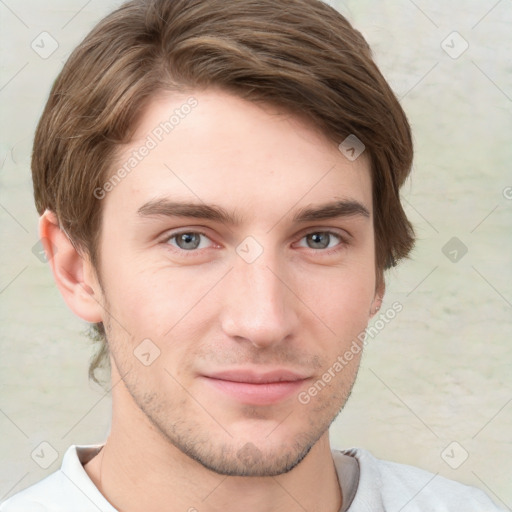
[84,379,342,512]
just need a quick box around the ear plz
[369,278,385,318]
[39,210,104,323]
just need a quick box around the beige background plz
[0,0,511,506]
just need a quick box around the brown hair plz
[32,0,414,384]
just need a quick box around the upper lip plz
[202,369,309,384]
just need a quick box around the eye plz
[297,231,344,250]
[166,231,213,251]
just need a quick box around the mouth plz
[200,369,310,405]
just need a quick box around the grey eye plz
[305,232,332,249]
[174,232,202,250]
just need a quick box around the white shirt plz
[1,445,504,511]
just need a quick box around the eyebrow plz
[136,198,370,224]
[292,200,370,222]
[137,199,238,224]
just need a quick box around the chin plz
[182,438,316,477]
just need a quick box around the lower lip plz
[202,377,306,405]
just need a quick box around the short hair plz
[32,0,415,383]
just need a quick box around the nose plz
[220,250,299,349]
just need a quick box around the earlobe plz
[369,280,385,318]
[39,210,104,323]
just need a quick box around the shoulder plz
[0,471,72,512]
[0,445,114,512]
[336,447,506,511]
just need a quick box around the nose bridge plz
[221,247,296,347]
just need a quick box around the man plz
[1,0,504,510]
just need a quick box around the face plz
[93,89,380,476]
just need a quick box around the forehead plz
[103,89,372,222]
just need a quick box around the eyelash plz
[162,229,349,256]
[295,230,348,253]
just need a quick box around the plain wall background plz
[0,0,511,506]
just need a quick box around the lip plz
[200,369,310,405]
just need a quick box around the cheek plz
[102,258,223,340]
[296,271,375,363]
[300,264,374,321]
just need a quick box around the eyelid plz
[293,228,351,251]
[298,227,351,241]
[161,228,218,251]
[159,226,351,254]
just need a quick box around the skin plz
[42,89,383,512]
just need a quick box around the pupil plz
[309,233,329,249]
[178,233,199,249]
